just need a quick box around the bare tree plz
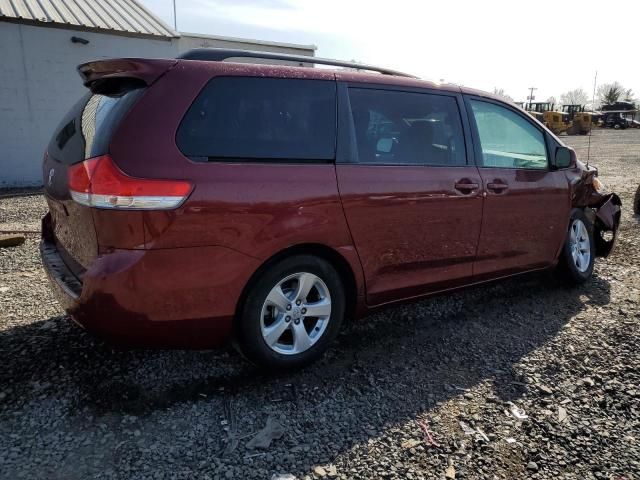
[546,96,557,107]
[623,88,636,103]
[493,87,514,102]
[560,88,589,106]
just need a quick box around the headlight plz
[592,177,607,193]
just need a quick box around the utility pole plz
[527,87,537,110]
[173,0,177,31]
[587,71,598,167]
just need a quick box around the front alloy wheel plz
[555,209,595,284]
[569,219,591,273]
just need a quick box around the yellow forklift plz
[526,102,570,134]
[564,105,592,135]
[524,102,548,123]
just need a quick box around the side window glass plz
[177,77,336,162]
[470,100,548,169]
[348,88,466,166]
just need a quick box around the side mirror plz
[554,146,576,169]
[376,137,393,153]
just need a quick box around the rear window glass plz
[348,88,466,166]
[47,88,144,165]
[176,77,336,162]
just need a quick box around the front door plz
[466,98,570,278]
[336,86,483,305]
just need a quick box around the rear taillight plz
[68,155,192,210]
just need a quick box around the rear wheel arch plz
[234,243,359,329]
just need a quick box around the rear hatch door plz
[43,58,175,274]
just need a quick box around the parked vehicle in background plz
[562,104,584,120]
[40,50,622,370]
[601,101,635,113]
[524,101,550,123]
[563,105,596,135]
[603,113,629,129]
[543,110,571,135]
[566,112,593,135]
[600,102,637,129]
[525,102,570,134]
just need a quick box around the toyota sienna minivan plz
[40,49,621,370]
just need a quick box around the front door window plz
[470,100,548,170]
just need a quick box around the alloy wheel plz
[569,219,591,273]
[260,272,332,355]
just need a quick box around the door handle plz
[454,181,479,194]
[487,182,508,193]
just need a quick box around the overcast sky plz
[140,0,639,103]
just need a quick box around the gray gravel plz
[1,129,639,480]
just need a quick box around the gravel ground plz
[1,129,639,480]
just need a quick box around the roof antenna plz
[587,70,598,168]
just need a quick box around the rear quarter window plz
[47,88,144,165]
[176,77,337,162]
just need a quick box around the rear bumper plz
[40,239,82,310]
[40,227,261,349]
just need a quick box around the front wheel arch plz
[555,208,596,284]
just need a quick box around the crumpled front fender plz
[594,193,622,230]
[566,162,621,258]
[592,193,622,257]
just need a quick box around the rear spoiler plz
[77,58,177,95]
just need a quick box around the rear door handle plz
[487,182,508,193]
[454,182,479,194]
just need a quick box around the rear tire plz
[236,255,345,371]
[555,209,595,284]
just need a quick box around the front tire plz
[555,209,595,284]
[236,255,345,371]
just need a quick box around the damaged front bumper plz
[588,193,622,257]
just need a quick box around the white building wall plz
[0,23,314,187]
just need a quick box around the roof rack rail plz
[178,48,417,78]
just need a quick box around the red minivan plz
[41,49,621,370]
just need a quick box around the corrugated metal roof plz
[0,0,179,38]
